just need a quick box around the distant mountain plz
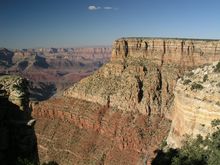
[0,48,14,68]
[0,47,111,100]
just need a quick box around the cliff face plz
[0,75,38,165]
[167,61,220,148]
[32,97,170,164]
[64,38,220,115]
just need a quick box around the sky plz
[1,0,220,49]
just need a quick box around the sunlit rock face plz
[64,38,220,115]
[167,61,220,148]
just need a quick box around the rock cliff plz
[64,38,220,115]
[0,75,38,165]
[167,61,220,148]
[32,97,170,164]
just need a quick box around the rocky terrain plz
[32,98,170,164]
[2,38,220,164]
[167,61,220,148]
[64,38,220,115]
[0,47,111,100]
[30,38,220,164]
[0,75,38,165]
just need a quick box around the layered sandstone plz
[32,97,170,164]
[64,38,220,115]
[167,61,220,148]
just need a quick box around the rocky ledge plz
[64,38,220,115]
[0,75,29,111]
[167,61,220,148]
[0,75,38,164]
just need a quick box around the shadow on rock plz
[0,97,39,165]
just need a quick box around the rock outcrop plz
[0,75,29,111]
[0,75,38,165]
[64,38,220,115]
[167,61,220,148]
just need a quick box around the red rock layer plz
[32,97,170,165]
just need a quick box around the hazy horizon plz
[1,0,220,49]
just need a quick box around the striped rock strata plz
[64,38,220,115]
[167,61,220,148]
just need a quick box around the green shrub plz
[16,158,34,165]
[152,119,220,165]
[186,71,194,77]
[203,74,208,82]
[216,82,220,87]
[214,61,220,72]
[211,119,220,127]
[183,79,191,85]
[191,82,204,90]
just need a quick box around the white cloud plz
[88,6,101,10]
[88,5,118,11]
[104,7,113,10]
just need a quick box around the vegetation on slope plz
[153,119,220,165]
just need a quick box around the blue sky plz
[1,0,220,49]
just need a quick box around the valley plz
[0,47,111,100]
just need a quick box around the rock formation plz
[167,61,220,148]
[30,38,220,164]
[64,38,220,115]
[32,97,170,164]
[0,75,38,165]
[0,47,111,100]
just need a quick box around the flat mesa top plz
[118,37,220,42]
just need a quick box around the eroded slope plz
[32,97,170,164]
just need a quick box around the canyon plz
[1,37,220,164]
[0,47,111,101]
